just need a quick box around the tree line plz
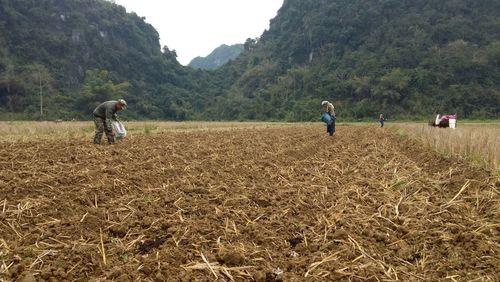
[0,0,498,121]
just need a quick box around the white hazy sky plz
[114,0,284,65]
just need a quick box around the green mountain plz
[0,0,218,120]
[209,0,500,120]
[189,44,244,70]
[0,0,499,120]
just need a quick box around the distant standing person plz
[92,99,127,144]
[379,114,385,127]
[321,100,336,136]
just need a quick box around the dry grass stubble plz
[390,123,500,172]
[0,125,498,280]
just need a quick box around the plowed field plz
[1,125,498,281]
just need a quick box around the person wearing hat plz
[92,99,127,144]
[321,100,336,136]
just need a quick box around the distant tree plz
[0,62,19,113]
[162,46,178,61]
[76,69,130,113]
[0,63,53,118]
[20,64,54,119]
[244,38,258,51]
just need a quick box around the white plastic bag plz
[112,121,127,140]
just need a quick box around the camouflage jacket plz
[93,101,120,131]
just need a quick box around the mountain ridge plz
[209,0,500,120]
[0,0,498,120]
[189,44,244,70]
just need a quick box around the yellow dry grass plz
[390,122,500,172]
[0,121,305,142]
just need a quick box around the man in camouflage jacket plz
[92,99,127,144]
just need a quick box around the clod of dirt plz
[109,225,128,238]
[389,241,412,259]
[253,271,267,282]
[103,168,117,175]
[140,217,155,228]
[107,266,123,279]
[18,272,36,282]
[116,274,131,281]
[216,250,246,266]
[138,236,167,254]
[254,198,271,207]
[139,265,153,275]
[54,267,67,279]
[265,268,284,282]
[331,229,348,240]
[154,272,166,282]
[8,263,25,277]
[185,187,206,194]
[287,237,303,248]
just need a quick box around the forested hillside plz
[0,0,498,120]
[0,0,219,120]
[210,0,500,120]
[189,44,244,70]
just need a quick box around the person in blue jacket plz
[321,101,336,136]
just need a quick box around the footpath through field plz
[0,125,498,280]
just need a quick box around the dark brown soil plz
[0,125,498,281]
